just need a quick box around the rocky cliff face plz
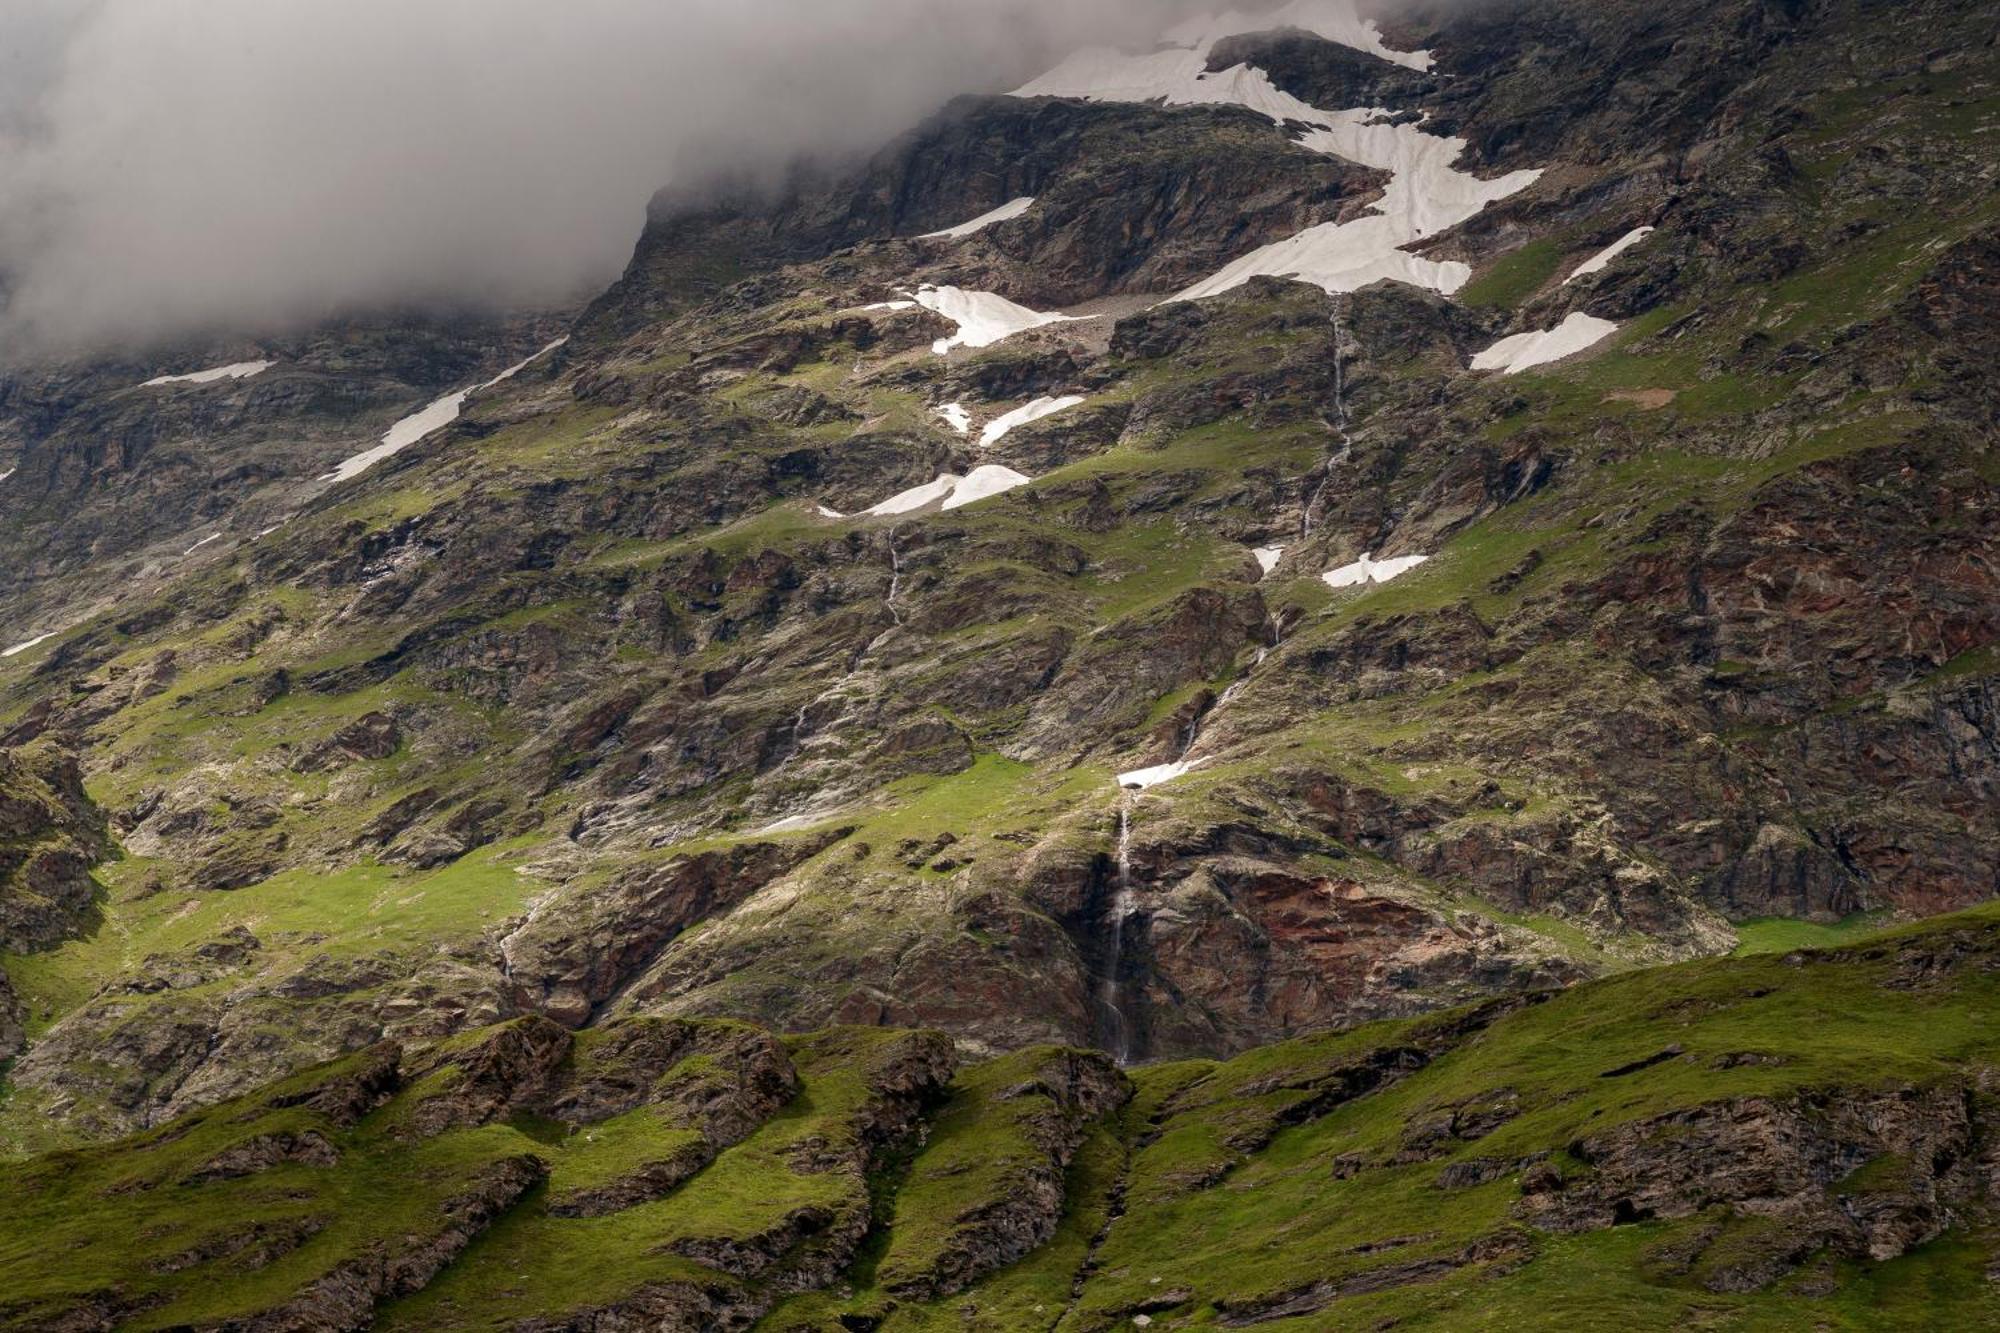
[0,0,1994,1155]
[0,742,107,1058]
[0,312,569,644]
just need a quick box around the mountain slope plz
[0,312,570,647]
[4,904,1998,1329]
[0,0,1994,1159]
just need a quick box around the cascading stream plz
[1186,611,1290,755]
[885,526,907,626]
[1097,796,1137,1066]
[1302,296,1355,538]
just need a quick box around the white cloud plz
[0,0,1182,353]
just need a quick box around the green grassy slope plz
[4,905,1998,1330]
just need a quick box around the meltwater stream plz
[1302,296,1356,539]
[1098,797,1137,1066]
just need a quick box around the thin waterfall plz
[885,526,906,626]
[1177,703,1206,760]
[785,702,812,763]
[1189,613,1288,748]
[1098,797,1136,1066]
[1304,296,1352,536]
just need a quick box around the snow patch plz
[1565,228,1656,283]
[912,285,1075,355]
[183,532,223,557]
[1119,758,1207,791]
[862,466,1036,517]
[815,503,847,520]
[754,814,824,835]
[935,402,973,435]
[1253,545,1286,575]
[941,464,1034,511]
[142,360,274,388]
[1470,313,1620,375]
[1012,15,1536,305]
[978,395,1085,448]
[922,196,1036,239]
[866,474,963,517]
[862,300,917,312]
[1322,552,1430,588]
[1,632,56,659]
[322,337,567,484]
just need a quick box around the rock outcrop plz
[7,910,2000,1327]
[0,742,107,1059]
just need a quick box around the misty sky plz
[0,0,1197,357]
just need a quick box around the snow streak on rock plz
[1470,313,1620,375]
[1565,227,1657,283]
[1322,552,1430,588]
[863,465,1036,517]
[182,532,223,557]
[1012,6,1539,303]
[1,631,57,659]
[1119,758,1207,790]
[866,474,962,517]
[322,337,567,484]
[941,464,1034,510]
[921,196,1036,239]
[978,395,1085,448]
[935,402,973,435]
[913,285,1076,355]
[141,360,275,388]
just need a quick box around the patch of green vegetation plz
[10,907,2000,1327]
[384,1026,930,1330]
[1460,238,1566,309]
[1064,901,2000,1328]
[869,1047,1084,1292]
[1731,912,1894,957]
[0,1044,542,1331]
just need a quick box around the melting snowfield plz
[941,465,1033,510]
[863,465,1034,517]
[1323,552,1431,588]
[1012,2,1540,303]
[922,196,1036,239]
[142,360,275,388]
[935,402,973,435]
[2,631,58,659]
[1471,313,1620,375]
[913,286,1075,355]
[866,474,963,517]
[1120,758,1207,791]
[978,395,1085,448]
[322,337,567,484]
[1566,227,1656,283]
